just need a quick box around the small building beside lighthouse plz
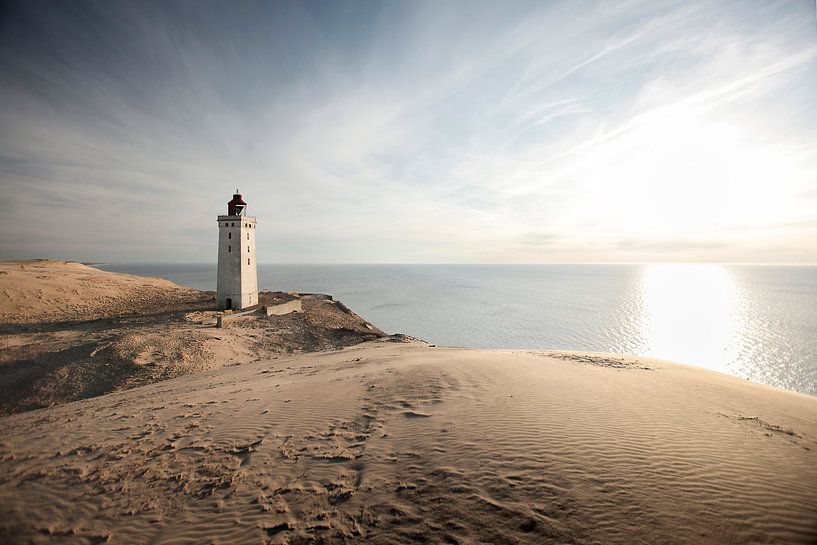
[217,191,258,310]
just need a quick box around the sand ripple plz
[1,343,815,544]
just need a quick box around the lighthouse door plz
[226,297,232,310]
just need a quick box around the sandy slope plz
[0,260,206,324]
[1,341,815,545]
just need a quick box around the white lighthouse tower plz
[217,191,258,310]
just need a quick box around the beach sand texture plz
[1,341,815,544]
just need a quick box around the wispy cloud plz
[1,0,815,262]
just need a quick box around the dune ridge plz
[0,260,207,324]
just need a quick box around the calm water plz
[97,263,817,396]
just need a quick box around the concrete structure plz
[217,191,258,310]
[264,300,302,316]
[216,301,303,327]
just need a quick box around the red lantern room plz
[227,190,247,216]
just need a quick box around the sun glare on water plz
[638,264,744,373]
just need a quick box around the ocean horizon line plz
[80,261,817,267]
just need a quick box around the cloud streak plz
[1,0,816,263]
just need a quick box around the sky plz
[1,0,816,264]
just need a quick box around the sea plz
[96,263,817,397]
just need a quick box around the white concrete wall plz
[265,300,302,316]
[216,214,258,309]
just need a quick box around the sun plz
[576,105,801,245]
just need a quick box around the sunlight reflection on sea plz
[638,264,743,374]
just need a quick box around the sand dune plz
[0,260,207,324]
[1,341,815,544]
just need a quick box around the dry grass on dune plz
[1,342,815,545]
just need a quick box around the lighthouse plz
[217,191,258,310]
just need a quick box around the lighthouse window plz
[248,258,251,265]
[247,246,250,252]
[246,233,249,240]
[228,245,231,252]
[228,232,231,239]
